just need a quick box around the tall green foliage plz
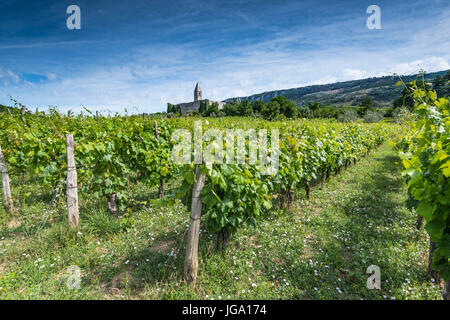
[399,83,450,280]
[0,109,176,212]
[170,119,388,244]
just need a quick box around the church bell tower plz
[194,82,202,101]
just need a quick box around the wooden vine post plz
[19,107,27,187]
[444,280,450,300]
[427,241,440,282]
[107,193,118,214]
[20,106,26,123]
[184,163,206,285]
[0,144,14,212]
[65,134,79,228]
[305,183,310,199]
[155,120,164,198]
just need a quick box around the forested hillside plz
[225,70,449,108]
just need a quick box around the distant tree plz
[298,106,314,118]
[238,99,253,116]
[433,75,445,97]
[358,96,374,116]
[223,102,239,116]
[433,72,449,98]
[271,96,297,118]
[261,100,280,120]
[445,71,450,97]
[167,103,175,113]
[251,100,265,114]
[199,100,211,115]
[308,102,320,112]
[316,105,340,119]
[198,100,207,114]
[204,102,219,117]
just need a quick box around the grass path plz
[0,143,442,299]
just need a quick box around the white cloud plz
[342,69,392,81]
[390,57,450,75]
[342,69,368,80]
[0,67,19,86]
[46,72,57,81]
[300,76,339,86]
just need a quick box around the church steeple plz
[194,82,202,101]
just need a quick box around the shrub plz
[363,110,383,123]
[315,105,340,118]
[338,109,358,123]
[383,107,394,117]
[298,106,314,118]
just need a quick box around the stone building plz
[172,82,225,115]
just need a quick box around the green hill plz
[225,70,449,107]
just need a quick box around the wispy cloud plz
[0,67,20,86]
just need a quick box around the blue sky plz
[0,0,449,114]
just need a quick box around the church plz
[171,83,226,115]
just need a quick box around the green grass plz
[0,143,443,299]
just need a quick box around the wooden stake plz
[287,189,295,208]
[427,240,440,282]
[107,193,118,214]
[65,134,79,228]
[184,163,206,285]
[20,106,26,123]
[444,280,450,300]
[158,179,164,198]
[0,144,14,212]
[416,214,423,230]
[154,120,164,198]
[321,170,327,184]
[154,120,160,141]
